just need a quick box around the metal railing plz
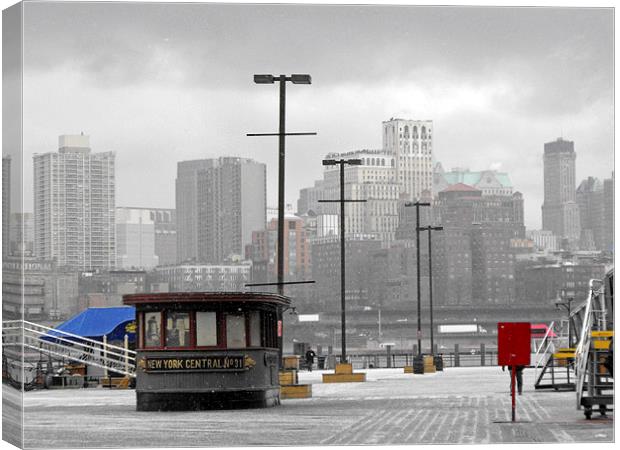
[2,320,136,378]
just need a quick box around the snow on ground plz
[2,366,613,448]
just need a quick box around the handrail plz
[533,321,555,381]
[574,279,601,409]
[7,320,136,355]
[2,319,136,378]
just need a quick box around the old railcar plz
[123,292,289,411]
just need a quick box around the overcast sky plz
[16,2,614,229]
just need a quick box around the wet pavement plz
[2,366,614,448]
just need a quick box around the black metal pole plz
[428,229,434,354]
[568,299,573,348]
[416,204,421,356]
[340,161,346,364]
[277,75,286,297]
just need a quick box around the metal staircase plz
[573,278,614,419]
[2,320,136,388]
[534,320,576,391]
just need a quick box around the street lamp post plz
[404,201,431,360]
[249,74,315,296]
[418,225,443,354]
[318,158,366,364]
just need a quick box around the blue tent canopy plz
[46,306,136,343]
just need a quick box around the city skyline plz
[5,3,613,230]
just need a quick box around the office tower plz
[576,177,604,250]
[434,184,525,306]
[321,149,400,245]
[196,156,266,263]
[311,234,381,309]
[33,134,115,270]
[541,138,581,247]
[115,207,176,266]
[383,118,434,201]
[176,159,215,262]
[149,208,177,265]
[2,156,10,257]
[115,207,159,269]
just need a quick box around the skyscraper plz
[383,118,434,201]
[576,176,604,250]
[541,138,580,247]
[176,159,215,262]
[33,135,115,270]
[321,149,400,244]
[180,156,266,263]
[434,184,525,306]
[115,207,159,269]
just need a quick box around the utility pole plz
[319,158,366,363]
[249,74,315,295]
[418,225,443,353]
[405,202,431,373]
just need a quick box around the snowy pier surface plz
[5,366,614,447]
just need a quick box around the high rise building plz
[541,138,580,247]
[194,156,266,263]
[576,177,604,251]
[320,149,400,245]
[115,207,159,269]
[383,118,434,201]
[311,234,381,310]
[434,184,525,306]
[176,159,215,262]
[149,208,177,265]
[2,156,10,257]
[115,207,177,266]
[33,135,115,270]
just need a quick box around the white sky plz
[10,2,615,229]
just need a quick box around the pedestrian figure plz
[502,365,525,395]
[305,348,316,372]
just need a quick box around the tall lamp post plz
[249,74,315,296]
[418,225,443,355]
[318,158,366,363]
[404,201,431,361]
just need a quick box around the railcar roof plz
[123,291,291,307]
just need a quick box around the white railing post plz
[103,335,108,379]
[124,334,129,376]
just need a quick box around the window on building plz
[144,312,162,348]
[196,311,218,346]
[226,313,247,348]
[249,311,262,347]
[166,312,190,347]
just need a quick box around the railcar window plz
[249,311,261,347]
[196,311,217,347]
[144,312,162,348]
[166,312,190,347]
[226,313,246,348]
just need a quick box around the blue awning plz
[46,306,136,343]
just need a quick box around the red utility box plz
[497,322,531,366]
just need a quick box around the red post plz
[511,365,516,422]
